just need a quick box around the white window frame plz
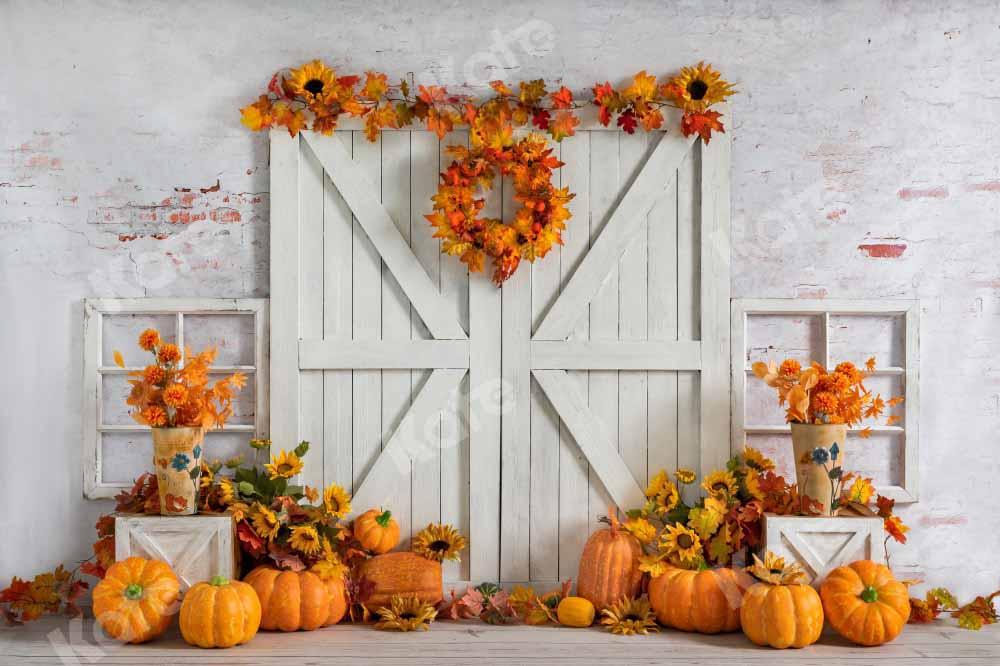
[730,298,919,503]
[82,298,269,499]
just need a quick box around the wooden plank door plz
[270,122,730,587]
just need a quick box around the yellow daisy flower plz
[323,483,352,519]
[289,525,322,556]
[623,517,657,544]
[412,523,467,562]
[250,502,281,540]
[702,470,738,499]
[674,468,697,484]
[264,449,304,480]
[660,523,702,564]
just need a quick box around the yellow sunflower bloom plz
[600,597,658,635]
[660,523,702,564]
[374,595,437,632]
[264,449,304,480]
[322,483,351,518]
[664,62,735,113]
[285,59,337,102]
[250,503,281,540]
[289,525,322,556]
[645,469,671,499]
[217,478,235,505]
[742,446,775,472]
[623,517,657,544]
[651,482,680,517]
[702,470,738,499]
[746,551,807,586]
[412,523,466,562]
[674,468,697,484]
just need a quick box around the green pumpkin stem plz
[860,585,879,603]
[376,509,393,527]
[210,574,230,586]
[123,583,144,601]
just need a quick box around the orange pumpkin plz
[576,514,643,610]
[740,553,823,649]
[648,565,750,633]
[354,508,401,554]
[92,557,180,644]
[820,560,910,646]
[243,566,340,631]
[180,575,261,648]
[356,552,443,609]
[323,574,348,626]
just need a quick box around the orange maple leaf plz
[681,110,725,143]
[549,111,579,142]
[550,86,574,109]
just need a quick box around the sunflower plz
[675,468,697,484]
[742,446,775,472]
[645,469,671,498]
[217,478,235,505]
[138,328,161,351]
[157,343,181,365]
[746,551,807,586]
[374,595,437,632]
[162,383,188,408]
[664,62,735,113]
[250,503,281,540]
[323,483,351,518]
[650,482,680,516]
[264,449,304,480]
[744,469,764,501]
[412,523,466,562]
[702,470,738,499]
[289,525,322,556]
[199,462,214,489]
[660,523,702,564]
[285,59,337,102]
[600,597,658,635]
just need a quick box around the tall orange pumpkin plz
[243,566,341,631]
[92,557,180,644]
[820,560,910,646]
[576,514,643,610]
[648,565,750,633]
[740,553,824,649]
[356,552,443,609]
[354,508,401,554]
[180,575,261,648]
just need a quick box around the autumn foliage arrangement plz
[241,60,735,284]
[115,328,246,429]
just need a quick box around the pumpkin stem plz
[606,506,620,535]
[376,509,393,527]
[210,574,229,586]
[123,583,144,601]
[860,585,879,603]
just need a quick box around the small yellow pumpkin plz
[354,508,401,554]
[180,575,261,648]
[740,553,824,649]
[92,557,180,644]
[557,596,596,627]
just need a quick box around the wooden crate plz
[114,513,237,592]
[761,513,885,586]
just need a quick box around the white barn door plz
[270,122,731,586]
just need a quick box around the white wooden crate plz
[761,513,885,587]
[114,514,237,592]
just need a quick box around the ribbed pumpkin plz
[243,566,341,631]
[820,560,910,646]
[576,514,643,610]
[740,553,824,649]
[92,557,180,644]
[356,552,443,609]
[354,508,401,554]
[557,596,596,627]
[180,575,261,648]
[648,565,750,633]
[323,574,349,626]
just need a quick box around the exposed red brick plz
[858,243,907,258]
[898,186,948,200]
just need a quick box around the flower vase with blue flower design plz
[790,422,847,516]
[151,426,205,515]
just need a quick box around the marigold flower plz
[141,406,167,427]
[162,383,188,408]
[811,391,839,416]
[157,343,181,365]
[834,361,863,384]
[138,328,161,351]
[778,359,801,377]
[142,365,165,385]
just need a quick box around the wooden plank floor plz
[2,617,998,665]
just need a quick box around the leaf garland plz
[241,61,735,284]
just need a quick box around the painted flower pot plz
[790,423,847,516]
[152,426,205,516]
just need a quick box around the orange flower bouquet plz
[114,328,246,515]
[752,357,903,515]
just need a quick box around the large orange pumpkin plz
[356,552,443,609]
[180,575,261,648]
[92,557,180,644]
[820,560,910,646]
[576,514,643,610]
[354,508,401,554]
[648,565,750,633]
[243,566,342,631]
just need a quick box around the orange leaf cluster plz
[0,566,88,625]
[752,357,902,428]
[118,329,246,429]
[909,587,1000,631]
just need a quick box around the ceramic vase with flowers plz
[115,328,246,516]
[752,357,902,516]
